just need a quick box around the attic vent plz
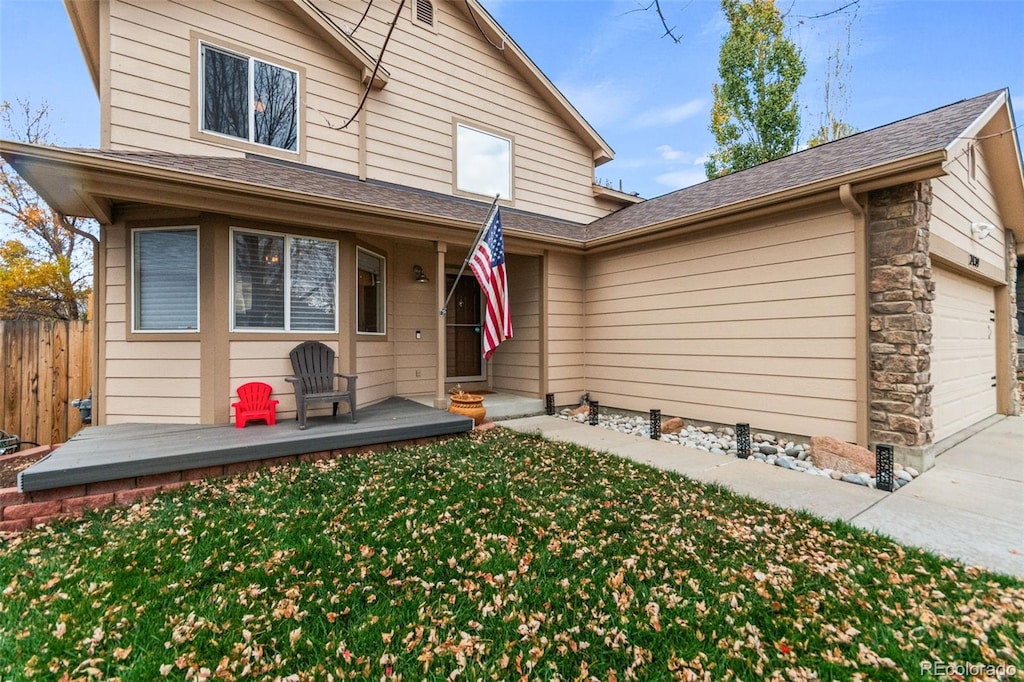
[415,0,433,26]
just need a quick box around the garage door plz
[931,268,997,443]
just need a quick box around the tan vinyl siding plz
[105,0,610,223]
[228,340,300,421]
[546,252,586,406]
[393,242,439,396]
[491,255,540,395]
[108,0,362,169]
[931,138,1007,271]
[584,206,858,440]
[105,350,201,424]
[356,341,396,406]
[102,224,203,423]
[360,0,605,220]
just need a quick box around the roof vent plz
[415,0,433,26]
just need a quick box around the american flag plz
[469,208,512,359]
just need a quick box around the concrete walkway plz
[500,414,1024,579]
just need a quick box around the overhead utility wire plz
[307,0,405,131]
[351,0,374,34]
[943,122,1024,169]
[464,0,505,51]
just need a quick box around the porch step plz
[481,395,545,421]
[407,393,546,422]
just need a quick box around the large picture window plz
[132,228,199,332]
[232,230,337,332]
[456,123,512,199]
[357,248,386,334]
[201,42,298,152]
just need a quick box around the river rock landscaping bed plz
[557,408,920,490]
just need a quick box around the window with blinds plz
[357,248,386,334]
[232,229,337,332]
[132,228,199,332]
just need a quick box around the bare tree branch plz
[787,0,860,21]
[626,0,685,43]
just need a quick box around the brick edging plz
[0,435,452,534]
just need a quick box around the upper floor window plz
[232,229,337,332]
[456,123,512,200]
[201,42,298,152]
[132,227,199,332]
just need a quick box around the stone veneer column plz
[867,181,935,471]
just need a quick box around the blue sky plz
[2,0,1023,200]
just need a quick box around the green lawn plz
[1,429,1021,680]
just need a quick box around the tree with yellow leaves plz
[0,100,95,320]
[705,0,806,179]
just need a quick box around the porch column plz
[434,241,448,409]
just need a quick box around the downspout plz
[839,185,870,446]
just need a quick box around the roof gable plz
[283,0,389,88]
[455,1,614,166]
[588,90,1021,243]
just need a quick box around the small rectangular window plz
[357,248,386,334]
[133,228,199,332]
[201,43,298,152]
[456,123,512,199]
[232,230,337,332]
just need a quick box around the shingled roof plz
[57,149,589,241]
[586,90,1006,240]
[2,91,1011,249]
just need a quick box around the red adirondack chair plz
[232,381,279,428]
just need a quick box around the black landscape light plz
[736,423,751,459]
[875,444,894,492]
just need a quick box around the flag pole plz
[440,193,501,317]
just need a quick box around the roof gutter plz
[583,150,948,252]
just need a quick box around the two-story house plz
[2,0,1021,472]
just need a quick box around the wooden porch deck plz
[18,397,473,493]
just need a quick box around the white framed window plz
[200,42,298,152]
[231,229,337,332]
[357,248,386,335]
[456,123,512,199]
[132,227,200,332]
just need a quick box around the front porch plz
[17,397,475,493]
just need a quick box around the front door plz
[446,273,484,380]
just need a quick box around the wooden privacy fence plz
[1,320,92,446]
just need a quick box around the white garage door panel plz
[931,268,997,443]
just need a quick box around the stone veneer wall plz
[867,181,936,471]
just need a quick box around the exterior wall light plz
[413,265,429,282]
[970,222,995,240]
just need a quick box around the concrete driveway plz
[500,414,1024,579]
[848,416,1023,578]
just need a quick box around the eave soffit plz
[63,0,100,95]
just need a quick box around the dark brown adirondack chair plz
[286,341,357,429]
